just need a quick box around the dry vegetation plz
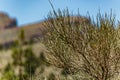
[43,8,120,80]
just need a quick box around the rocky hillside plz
[0,12,46,47]
[0,12,17,30]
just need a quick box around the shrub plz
[43,8,120,80]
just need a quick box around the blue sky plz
[0,0,119,26]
